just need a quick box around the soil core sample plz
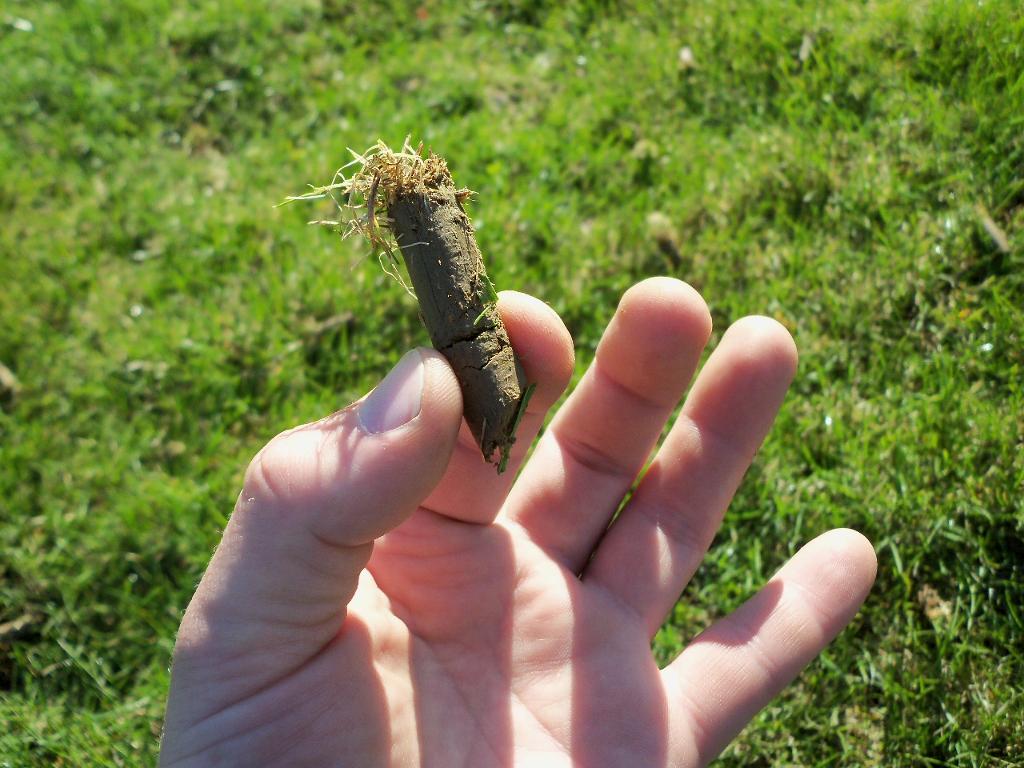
[289,140,533,471]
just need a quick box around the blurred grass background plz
[1,0,1022,764]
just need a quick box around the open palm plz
[161,279,875,767]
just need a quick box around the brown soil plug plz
[286,140,534,472]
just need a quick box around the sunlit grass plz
[1,0,1021,764]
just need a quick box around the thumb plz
[243,347,462,547]
[168,348,461,708]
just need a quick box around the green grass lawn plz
[1,0,1022,764]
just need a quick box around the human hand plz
[160,278,876,767]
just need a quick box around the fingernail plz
[358,349,425,434]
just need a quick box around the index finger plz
[419,290,575,524]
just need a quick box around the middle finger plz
[503,277,712,572]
